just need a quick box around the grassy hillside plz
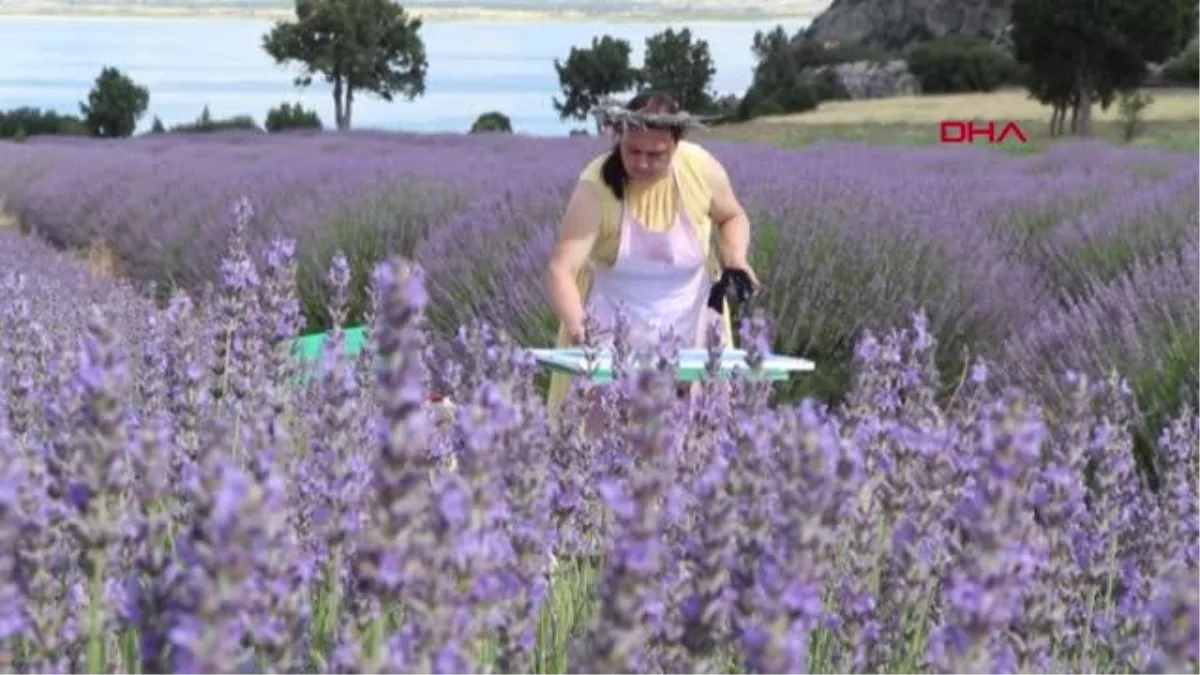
[707,88,1200,153]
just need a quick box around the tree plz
[0,107,87,139]
[1011,0,1197,136]
[553,35,639,132]
[736,26,823,120]
[1161,48,1199,85]
[905,37,1022,94]
[169,105,262,133]
[265,102,323,132]
[1026,64,1079,135]
[79,67,149,138]
[263,0,428,131]
[640,27,717,112]
[469,111,512,133]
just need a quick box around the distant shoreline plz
[0,3,819,23]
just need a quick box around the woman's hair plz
[600,91,684,200]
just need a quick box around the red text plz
[939,120,1029,145]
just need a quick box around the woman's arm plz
[707,157,752,269]
[546,180,602,343]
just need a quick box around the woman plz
[544,91,760,417]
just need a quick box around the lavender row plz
[1,132,1195,466]
[0,198,1195,670]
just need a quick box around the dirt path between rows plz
[0,200,123,280]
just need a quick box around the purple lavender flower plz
[571,370,678,674]
[0,415,28,671]
[0,130,1193,675]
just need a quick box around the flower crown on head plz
[589,98,709,133]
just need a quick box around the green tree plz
[1020,55,1093,136]
[905,37,1022,93]
[265,102,323,132]
[1161,48,1199,86]
[1011,0,1197,136]
[469,111,512,133]
[640,27,716,112]
[552,35,639,132]
[262,0,428,131]
[79,66,149,138]
[169,105,261,133]
[737,26,824,120]
[0,107,87,139]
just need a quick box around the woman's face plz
[619,128,676,182]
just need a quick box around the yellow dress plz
[546,140,736,418]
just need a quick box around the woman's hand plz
[734,262,763,297]
[566,322,587,345]
[722,258,763,298]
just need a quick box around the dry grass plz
[0,199,17,230]
[704,88,1199,153]
[0,202,122,280]
[83,240,123,280]
[756,88,1200,125]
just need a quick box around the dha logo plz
[939,120,1030,145]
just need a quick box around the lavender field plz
[0,131,1196,673]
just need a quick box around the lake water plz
[0,16,808,136]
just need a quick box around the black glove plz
[707,268,756,314]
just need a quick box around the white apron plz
[584,165,718,354]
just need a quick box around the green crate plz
[291,326,370,362]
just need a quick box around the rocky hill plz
[803,0,1013,52]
